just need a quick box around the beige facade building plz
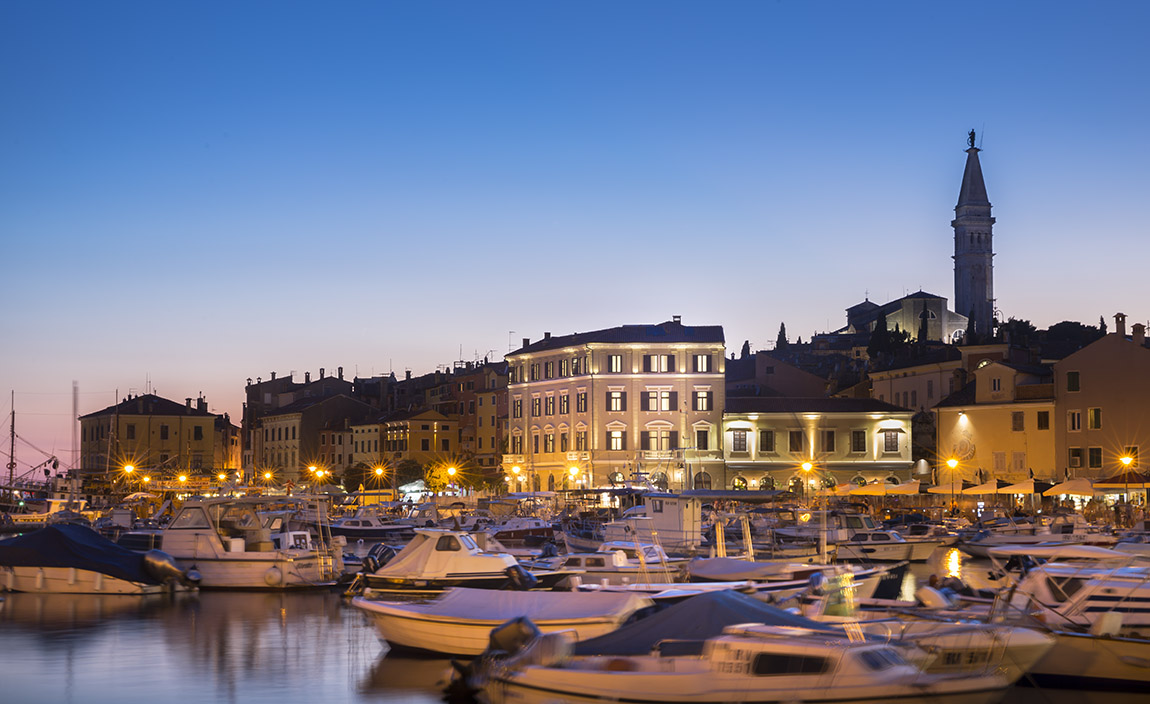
[79,393,231,479]
[722,397,916,495]
[934,361,1056,482]
[867,344,1013,412]
[505,319,726,492]
[254,394,375,483]
[1054,317,1150,478]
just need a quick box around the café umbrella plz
[962,479,1012,495]
[1042,478,1095,496]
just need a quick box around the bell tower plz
[952,130,995,339]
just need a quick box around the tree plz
[917,310,929,343]
[867,310,890,359]
[998,317,1037,345]
[1099,315,1108,335]
[964,309,977,345]
[395,459,424,487]
[1046,320,1104,347]
[776,323,788,350]
[740,340,751,358]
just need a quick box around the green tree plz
[740,340,751,358]
[867,310,890,358]
[1099,315,1108,335]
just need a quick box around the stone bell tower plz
[952,130,995,339]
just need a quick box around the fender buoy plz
[264,567,284,587]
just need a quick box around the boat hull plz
[173,553,337,589]
[0,564,175,595]
[1024,630,1150,691]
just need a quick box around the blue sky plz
[2,2,1148,470]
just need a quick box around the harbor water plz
[0,559,1145,704]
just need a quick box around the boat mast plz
[6,391,15,502]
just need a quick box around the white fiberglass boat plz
[353,587,652,655]
[161,496,344,589]
[836,530,943,562]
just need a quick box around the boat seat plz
[244,528,274,552]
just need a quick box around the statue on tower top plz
[968,129,977,149]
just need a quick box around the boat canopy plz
[684,557,796,582]
[364,586,652,622]
[572,589,830,656]
[0,524,162,584]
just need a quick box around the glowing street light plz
[123,464,135,474]
[946,458,959,470]
[141,475,151,484]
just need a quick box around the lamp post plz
[1120,455,1134,526]
[568,465,579,489]
[946,458,959,516]
[801,461,828,565]
[447,466,456,497]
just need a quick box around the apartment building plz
[505,318,726,492]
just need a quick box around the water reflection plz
[360,655,455,701]
[0,590,443,704]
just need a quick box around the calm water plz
[0,560,1144,704]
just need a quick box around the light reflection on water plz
[0,590,447,704]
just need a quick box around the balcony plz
[1015,383,1054,401]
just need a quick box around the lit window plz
[608,355,623,373]
[1088,408,1101,430]
[693,354,712,373]
[608,391,625,412]
[608,430,625,451]
[732,430,747,452]
[694,391,712,411]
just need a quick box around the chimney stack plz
[320,367,325,379]
[1134,323,1146,347]
[305,372,311,383]
[544,332,551,340]
[522,337,530,348]
[405,370,412,381]
[673,315,682,323]
[271,371,276,380]
[186,398,193,410]
[338,366,343,380]
[1115,313,1127,337]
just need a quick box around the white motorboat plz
[525,542,688,587]
[161,496,344,589]
[353,587,652,655]
[487,515,555,546]
[961,513,1116,558]
[357,528,572,593]
[328,504,412,543]
[469,621,1010,704]
[836,530,943,562]
[0,524,192,595]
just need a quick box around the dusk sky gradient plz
[3,1,1148,471]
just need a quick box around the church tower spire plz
[952,130,995,339]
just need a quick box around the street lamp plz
[801,461,827,565]
[946,458,960,516]
[569,465,579,488]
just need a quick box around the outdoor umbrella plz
[999,479,1054,495]
[849,482,898,496]
[927,479,972,495]
[1093,470,1150,491]
[962,479,1012,495]
[887,479,922,495]
[1042,478,1095,496]
[122,492,159,502]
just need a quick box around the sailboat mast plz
[7,391,15,499]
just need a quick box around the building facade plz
[722,397,916,495]
[505,319,726,492]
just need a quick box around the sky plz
[2,1,1148,472]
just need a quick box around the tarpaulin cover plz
[573,589,830,656]
[0,524,158,584]
[356,586,653,623]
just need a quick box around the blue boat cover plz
[0,523,159,584]
[573,590,831,656]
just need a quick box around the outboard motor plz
[363,543,397,574]
[142,549,197,587]
[502,564,538,591]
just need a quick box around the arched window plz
[693,472,712,490]
[851,475,867,486]
[886,476,900,485]
[759,475,775,490]
[649,471,669,491]
[547,474,555,491]
[732,476,748,490]
[608,471,625,486]
[788,476,804,494]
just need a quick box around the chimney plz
[186,398,193,410]
[673,315,682,323]
[271,371,276,380]
[197,397,207,412]
[544,332,551,341]
[1134,323,1146,347]
[338,366,343,380]
[522,337,530,348]
[246,378,252,387]
[305,372,311,383]
[1115,313,1127,337]
[319,367,325,379]
[405,370,412,381]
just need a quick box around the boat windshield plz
[751,652,831,676]
[858,648,907,671]
[458,534,479,551]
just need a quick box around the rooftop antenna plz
[508,331,516,352]
[978,123,985,149]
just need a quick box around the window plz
[544,361,554,379]
[1088,447,1103,469]
[531,398,542,416]
[732,430,748,452]
[1068,410,1082,432]
[126,424,136,440]
[643,354,674,373]
[160,424,170,440]
[576,392,587,413]
[608,391,626,412]
[693,472,712,489]
[559,394,570,414]
[545,396,555,415]
[511,435,523,454]
[532,434,539,453]
[1012,452,1026,472]
[441,438,449,451]
[693,354,711,373]
[851,430,866,453]
[1124,446,1140,467]
[513,399,523,419]
[927,379,934,400]
[789,431,804,453]
[1069,447,1083,468]
[1088,408,1102,430]
[693,390,712,411]
[642,429,676,451]
[643,390,675,411]
[544,433,555,453]
[759,430,775,453]
[696,428,709,451]
[608,354,623,373]
[435,536,461,552]
[751,653,830,676]
[608,430,626,451]
[421,438,430,451]
[560,433,569,452]
[991,378,1002,392]
[530,364,539,381]
[1066,371,1080,392]
[822,430,835,453]
[576,430,587,451]
[883,430,899,453]
[194,425,204,441]
[560,359,569,377]
[910,390,917,407]
[993,452,1006,471]
[1011,412,1024,432]
[1037,411,1050,430]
